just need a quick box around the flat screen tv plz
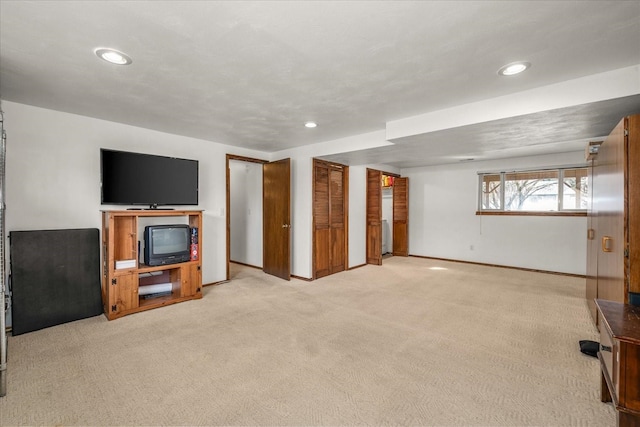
[144,224,191,266]
[101,149,198,208]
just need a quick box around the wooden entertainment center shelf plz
[101,210,203,320]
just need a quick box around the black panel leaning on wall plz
[9,228,102,335]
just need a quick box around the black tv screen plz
[101,149,198,207]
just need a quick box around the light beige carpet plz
[0,257,615,426]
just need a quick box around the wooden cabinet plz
[586,155,599,322]
[596,299,640,426]
[587,114,640,322]
[102,210,203,320]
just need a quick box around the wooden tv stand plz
[596,299,640,426]
[101,210,202,320]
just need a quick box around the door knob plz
[602,236,612,252]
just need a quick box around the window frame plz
[476,165,588,216]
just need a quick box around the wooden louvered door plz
[366,169,382,265]
[314,164,331,278]
[313,160,347,279]
[393,177,409,256]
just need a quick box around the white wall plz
[5,67,635,284]
[345,164,402,267]
[1,101,394,283]
[229,160,263,267]
[402,151,588,275]
[1,100,590,283]
[2,101,269,285]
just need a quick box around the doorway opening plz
[366,168,408,265]
[226,155,266,280]
[226,154,291,281]
[381,173,394,259]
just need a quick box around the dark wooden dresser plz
[596,299,640,426]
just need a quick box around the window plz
[478,167,588,214]
[562,168,588,210]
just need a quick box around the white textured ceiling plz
[1,1,640,167]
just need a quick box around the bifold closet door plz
[366,169,382,265]
[393,177,409,256]
[313,160,347,279]
[329,167,346,274]
[314,164,331,278]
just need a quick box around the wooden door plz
[366,169,382,265]
[393,177,409,256]
[263,158,291,280]
[313,160,347,279]
[594,118,626,304]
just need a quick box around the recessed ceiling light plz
[94,48,132,65]
[304,121,317,128]
[498,61,530,76]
